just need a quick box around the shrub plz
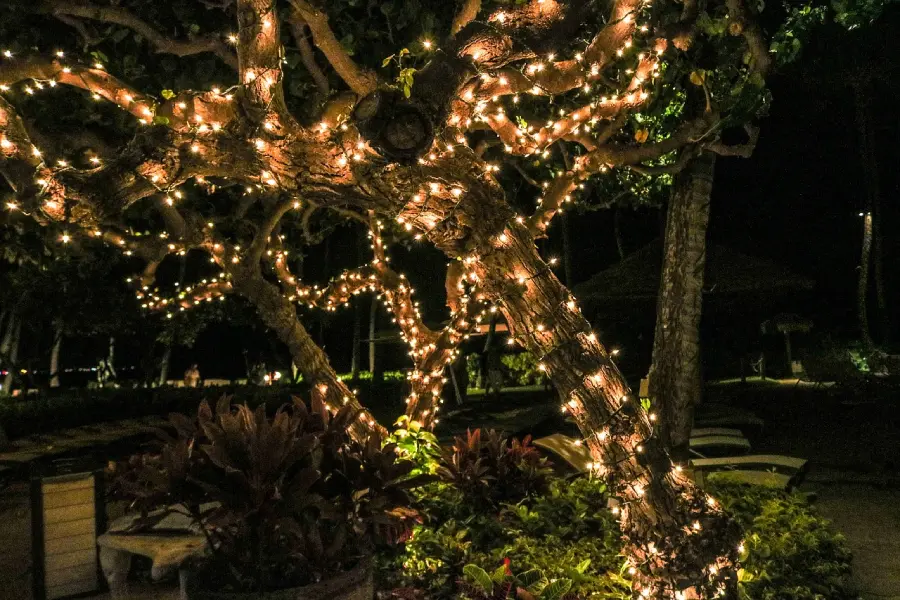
[0,381,407,438]
[437,429,554,506]
[500,352,546,386]
[707,482,856,600]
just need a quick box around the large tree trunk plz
[468,223,740,598]
[49,324,63,388]
[648,152,715,460]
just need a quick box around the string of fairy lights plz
[0,0,760,595]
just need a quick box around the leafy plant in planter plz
[113,395,428,597]
[437,429,553,506]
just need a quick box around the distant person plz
[184,364,201,388]
[97,357,116,387]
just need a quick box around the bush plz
[707,482,856,600]
[500,352,547,386]
[377,434,855,600]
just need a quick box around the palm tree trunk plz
[854,83,879,349]
[368,294,378,377]
[158,346,172,386]
[49,324,63,388]
[858,212,874,349]
[648,151,715,461]
[351,299,362,381]
[2,318,22,394]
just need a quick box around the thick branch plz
[289,0,379,96]
[451,0,482,36]
[287,14,331,96]
[236,0,286,112]
[40,2,238,70]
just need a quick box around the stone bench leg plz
[99,547,132,599]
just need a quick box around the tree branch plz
[451,0,482,36]
[40,1,238,70]
[289,0,379,96]
[236,0,286,113]
[287,13,331,97]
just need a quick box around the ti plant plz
[461,562,575,600]
[437,429,554,507]
[112,395,430,593]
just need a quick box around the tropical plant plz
[389,415,441,475]
[113,395,428,594]
[437,429,554,506]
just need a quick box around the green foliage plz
[379,474,626,600]
[113,395,428,593]
[500,352,547,386]
[389,415,441,476]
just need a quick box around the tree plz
[0,0,889,595]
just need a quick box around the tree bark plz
[648,151,715,460]
[49,324,63,388]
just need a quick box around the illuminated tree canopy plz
[0,0,890,596]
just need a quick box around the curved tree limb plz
[451,0,482,36]
[287,13,331,97]
[38,1,238,70]
[288,0,379,97]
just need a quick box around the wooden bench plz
[533,433,593,472]
[97,505,212,599]
[689,435,751,457]
[691,455,808,490]
[536,431,753,471]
